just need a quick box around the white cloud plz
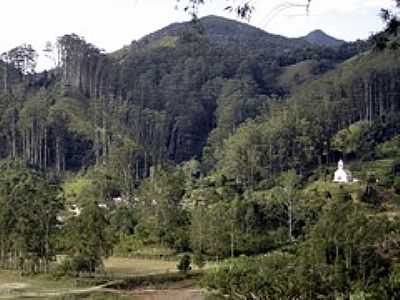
[365,0,393,8]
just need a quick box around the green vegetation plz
[104,257,177,275]
[177,254,192,273]
[203,197,400,299]
[0,2,399,299]
[0,160,63,273]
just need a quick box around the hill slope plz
[303,29,345,47]
[139,15,311,52]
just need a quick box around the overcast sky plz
[0,0,394,70]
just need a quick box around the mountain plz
[109,17,364,163]
[0,15,369,175]
[139,16,351,53]
[112,16,355,68]
[303,29,345,47]
[138,15,311,52]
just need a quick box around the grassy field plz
[104,257,178,276]
[0,257,179,290]
[0,257,202,299]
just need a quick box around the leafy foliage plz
[0,160,63,273]
[177,254,191,273]
[203,199,397,299]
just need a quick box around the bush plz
[53,255,103,277]
[53,257,74,277]
[113,234,143,257]
[369,265,400,299]
[202,254,330,299]
[394,178,400,194]
[192,253,206,269]
[70,255,103,274]
[360,185,381,207]
[203,200,394,299]
[376,135,400,158]
[177,254,191,273]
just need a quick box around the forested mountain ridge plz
[138,15,311,52]
[0,16,367,175]
[117,15,351,60]
[105,16,371,164]
[215,41,400,186]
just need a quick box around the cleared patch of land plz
[104,257,178,276]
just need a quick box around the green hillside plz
[0,12,399,299]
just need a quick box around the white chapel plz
[333,160,353,183]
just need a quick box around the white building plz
[333,160,353,183]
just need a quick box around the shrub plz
[201,254,330,299]
[53,255,103,277]
[192,253,206,269]
[113,234,143,257]
[70,255,103,274]
[376,135,400,158]
[394,177,400,195]
[177,254,191,273]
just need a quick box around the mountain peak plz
[136,15,310,53]
[304,29,345,47]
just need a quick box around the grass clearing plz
[104,257,178,276]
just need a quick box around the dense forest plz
[0,2,400,298]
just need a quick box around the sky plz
[0,0,395,70]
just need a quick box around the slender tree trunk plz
[3,63,8,92]
[45,220,50,273]
[144,151,148,177]
[56,135,61,173]
[44,128,48,169]
[288,198,293,241]
[230,228,234,258]
[11,104,17,159]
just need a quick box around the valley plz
[0,1,399,299]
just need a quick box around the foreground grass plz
[0,271,76,289]
[0,257,205,299]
